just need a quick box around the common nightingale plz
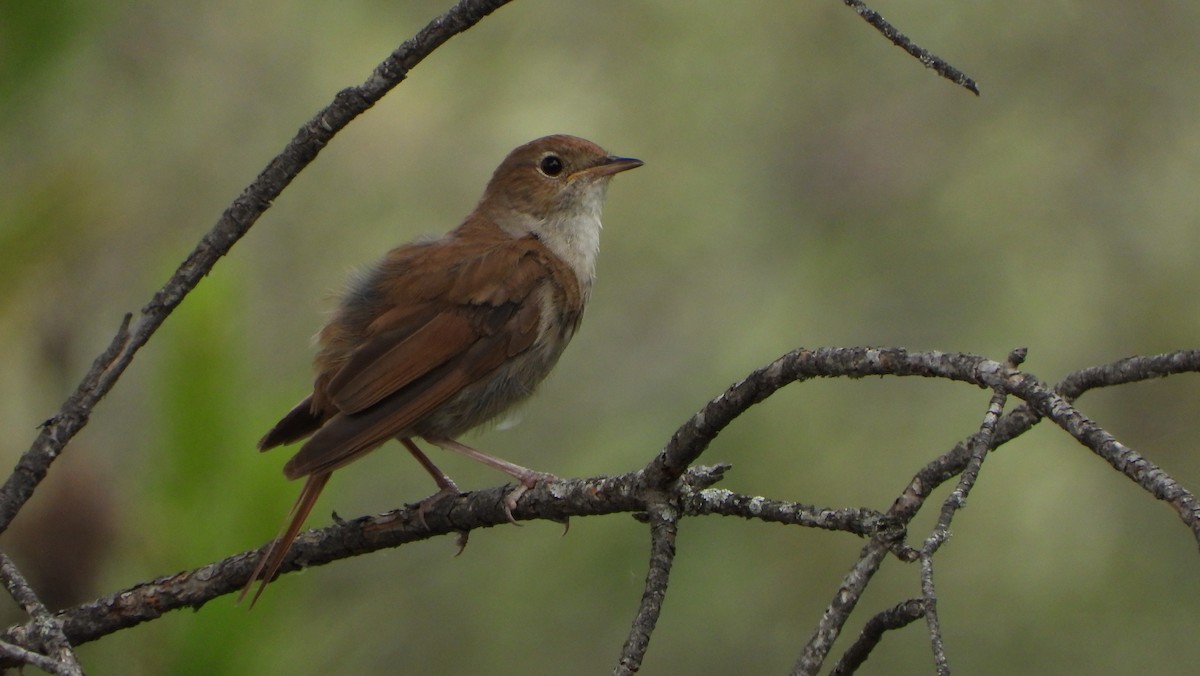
[241,134,641,605]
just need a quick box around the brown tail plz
[239,472,332,608]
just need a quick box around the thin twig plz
[788,349,1200,673]
[918,547,948,676]
[645,347,1008,488]
[829,599,926,675]
[615,497,679,676]
[792,542,891,676]
[926,390,997,537]
[0,640,68,675]
[0,552,83,675]
[888,349,1200,532]
[922,351,1023,542]
[918,371,1010,675]
[661,347,1200,548]
[1055,350,1200,399]
[681,489,885,536]
[841,0,980,95]
[919,350,1020,564]
[1007,369,1200,547]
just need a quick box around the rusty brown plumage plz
[240,135,641,606]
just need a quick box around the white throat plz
[539,201,602,291]
[494,183,608,292]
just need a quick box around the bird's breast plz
[412,276,584,439]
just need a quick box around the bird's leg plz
[422,435,558,523]
[400,437,461,530]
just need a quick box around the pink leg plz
[400,437,461,529]
[422,435,558,523]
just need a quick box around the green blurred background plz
[3,1,1199,673]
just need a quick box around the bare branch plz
[841,0,980,94]
[615,498,680,675]
[4,346,1197,669]
[829,599,926,675]
[681,489,886,536]
[919,378,1010,675]
[0,468,704,651]
[0,640,71,676]
[918,548,949,676]
[929,382,1006,544]
[788,348,1200,673]
[645,347,1006,488]
[0,552,82,675]
[888,350,1200,529]
[1006,369,1200,547]
[1055,350,1200,399]
[792,542,891,676]
[876,349,1200,549]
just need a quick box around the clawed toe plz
[501,484,529,525]
[409,483,460,530]
[501,471,558,524]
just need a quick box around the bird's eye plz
[539,154,564,177]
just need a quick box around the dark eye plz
[539,154,564,177]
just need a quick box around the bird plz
[240,134,642,606]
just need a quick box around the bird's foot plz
[501,471,558,524]
[409,480,461,531]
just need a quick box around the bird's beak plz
[578,156,644,179]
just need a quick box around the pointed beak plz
[580,155,644,179]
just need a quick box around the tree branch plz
[918,350,1020,673]
[829,599,926,675]
[4,347,1198,671]
[0,552,82,675]
[615,496,679,675]
[786,348,1200,672]
[0,467,719,651]
[793,541,892,676]
[1006,366,1200,547]
[681,489,886,536]
[841,0,980,94]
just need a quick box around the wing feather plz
[283,313,536,478]
[279,232,557,479]
[326,312,480,414]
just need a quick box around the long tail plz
[239,472,332,608]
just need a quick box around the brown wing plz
[257,395,325,450]
[280,231,557,480]
[325,311,480,415]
